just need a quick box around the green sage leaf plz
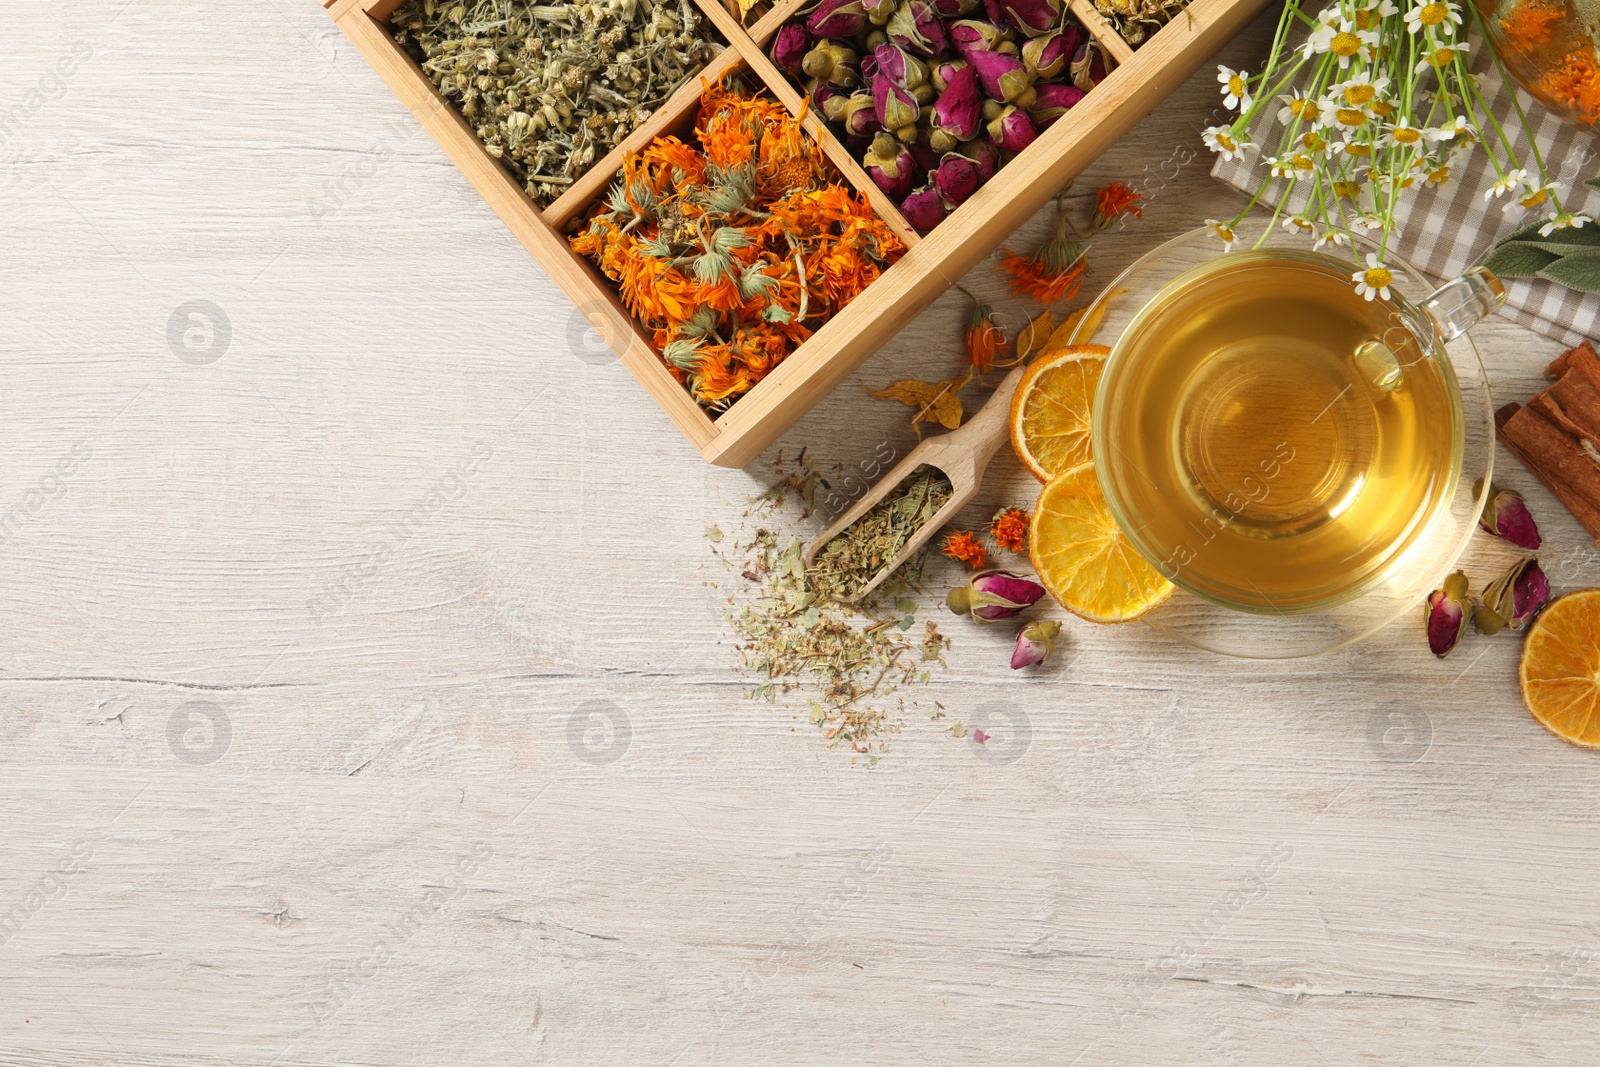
[1483,241,1561,279]
[1585,176,1600,193]
[1537,248,1600,293]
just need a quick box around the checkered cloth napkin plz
[1211,38,1600,348]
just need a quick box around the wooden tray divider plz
[1069,0,1137,64]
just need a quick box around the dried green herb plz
[806,466,954,603]
[716,454,947,756]
[389,0,720,207]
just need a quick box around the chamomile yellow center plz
[1227,74,1246,96]
[1344,84,1377,105]
[1391,125,1422,143]
[1337,107,1368,126]
[1521,188,1550,207]
[1364,267,1393,289]
[1418,2,1448,25]
[1331,31,1363,56]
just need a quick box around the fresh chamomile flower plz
[1515,175,1557,210]
[1205,219,1237,251]
[1405,0,1462,35]
[1333,179,1365,199]
[1314,228,1350,251]
[1302,7,1342,58]
[1382,117,1427,148]
[1266,155,1295,178]
[1218,66,1252,111]
[1282,215,1315,234]
[1353,253,1394,301]
[1300,130,1329,154]
[1426,115,1470,143]
[1353,213,1387,231]
[1306,17,1378,67]
[1203,125,1253,161]
[1277,89,1321,125]
[1485,168,1527,200]
[1335,71,1392,108]
[1416,39,1469,73]
[1539,211,1593,236]
[1425,161,1453,185]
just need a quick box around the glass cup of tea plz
[1075,216,1501,658]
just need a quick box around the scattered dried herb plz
[1091,0,1191,47]
[990,506,1029,552]
[941,529,988,570]
[389,0,719,208]
[718,458,948,756]
[571,79,904,411]
[808,466,955,602]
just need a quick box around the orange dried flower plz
[990,507,1030,553]
[942,530,989,570]
[1094,181,1142,227]
[998,212,1088,305]
[963,300,1009,373]
[571,79,904,412]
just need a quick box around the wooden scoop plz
[804,363,1027,602]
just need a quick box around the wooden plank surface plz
[3,0,1600,1063]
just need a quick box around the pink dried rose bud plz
[960,137,1000,180]
[1425,570,1470,657]
[863,131,917,198]
[967,48,1035,103]
[931,58,970,91]
[932,64,983,141]
[887,0,949,55]
[810,81,853,122]
[947,569,1046,621]
[1478,482,1542,550]
[1000,0,1062,34]
[935,152,981,206]
[864,0,898,23]
[1022,30,1069,79]
[949,19,1002,57]
[1474,557,1550,635]
[901,185,948,231]
[987,104,1037,151]
[930,0,981,14]
[1011,620,1062,669]
[872,73,921,132]
[806,0,869,38]
[1028,81,1086,127]
[874,43,929,89]
[771,24,812,73]
[842,91,880,136]
[1070,37,1109,89]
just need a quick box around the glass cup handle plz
[1422,267,1507,344]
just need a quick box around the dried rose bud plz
[887,0,949,55]
[935,152,981,206]
[1022,30,1068,79]
[874,43,928,89]
[961,137,1000,180]
[1425,570,1470,656]
[810,81,853,122]
[968,48,1035,103]
[901,185,948,231]
[987,104,1037,151]
[864,0,898,23]
[873,73,921,132]
[802,41,860,88]
[930,0,981,14]
[771,24,812,73]
[1476,557,1550,635]
[1071,37,1108,89]
[932,64,983,141]
[950,19,1002,57]
[1000,0,1061,34]
[1029,81,1086,127]
[931,58,969,91]
[1011,620,1062,669]
[806,0,869,38]
[1478,482,1542,550]
[863,130,917,198]
[929,127,959,153]
[948,569,1046,621]
[842,91,880,137]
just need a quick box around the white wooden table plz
[4,1,1599,1062]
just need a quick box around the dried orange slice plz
[1009,344,1108,483]
[1519,589,1600,748]
[1030,461,1173,623]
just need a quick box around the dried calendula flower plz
[389,0,720,208]
[572,79,904,411]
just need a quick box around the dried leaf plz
[1016,311,1055,360]
[1050,288,1128,348]
[869,374,971,433]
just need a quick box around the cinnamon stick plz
[1496,403,1600,538]
[1545,339,1598,379]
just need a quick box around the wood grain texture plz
[3,0,1600,1063]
